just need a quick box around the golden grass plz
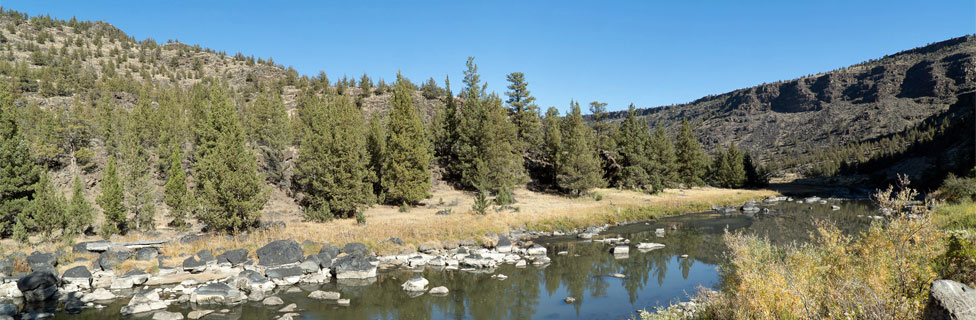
[1,186,776,268]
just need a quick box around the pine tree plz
[650,125,678,187]
[434,75,458,172]
[616,104,660,192]
[194,83,267,232]
[540,106,562,188]
[711,144,746,188]
[557,101,604,196]
[121,107,156,232]
[66,174,94,237]
[295,94,374,220]
[98,155,126,237]
[0,83,41,237]
[743,153,767,188]
[382,72,433,205]
[163,144,190,230]
[589,101,620,185]
[247,86,290,185]
[675,119,708,186]
[451,57,526,193]
[504,72,542,161]
[16,173,66,242]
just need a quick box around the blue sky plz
[4,1,974,112]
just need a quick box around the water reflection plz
[55,200,876,320]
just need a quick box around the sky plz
[3,1,974,112]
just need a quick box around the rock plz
[0,303,17,317]
[279,303,297,312]
[429,286,449,295]
[17,271,59,302]
[81,288,115,302]
[610,273,626,278]
[461,254,497,269]
[61,265,92,288]
[196,250,216,263]
[152,311,184,320]
[265,266,303,285]
[332,254,377,279]
[401,275,429,292]
[182,256,207,273]
[135,248,159,261]
[418,243,438,254]
[256,240,303,267]
[611,246,629,255]
[95,247,133,271]
[925,280,976,319]
[342,242,369,256]
[803,196,821,204]
[564,297,576,304]
[122,269,150,285]
[492,274,508,280]
[308,290,340,300]
[26,252,57,269]
[215,249,249,266]
[229,270,275,293]
[262,296,283,306]
[636,243,665,251]
[680,254,689,258]
[187,310,213,320]
[73,240,109,254]
[515,260,527,268]
[192,282,244,304]
[318,244,341,261]
[121,290,167,315]
[526,245,547,255]
[300,255,322,273]
[337,299,350,306]
[110,277,135,290]
[831,205,841,211]
[387,237,404,245]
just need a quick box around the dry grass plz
[1,186,775,267]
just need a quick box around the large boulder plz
[122,270,150,285]
[332,254,376,279]
[72,240,109,254]
[318,244,341,260]
[135,248,158,261]
[216,249,249,266]
[95,247,133,271]
[256,240,303,267]
[196,250,216,264]
[26,252,57,272]
[61,266,92,289]
[182,256,206,273]
[17,271,60,302]
[925,280,976,319]
[401,275,428,292]
[342,243,368,256]
[227,270,274,293]
[192,283,243,305]
[121,290,167,315]
[300,255,322,274]
[0,259,13,276]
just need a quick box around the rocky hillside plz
[606,35,975,175]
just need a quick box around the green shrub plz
[935,233,976,287]
[355,211,366,225]
[494,188,515,206]
[936,173,976,203]
[472,190,490,215]
[303,203,333,222]
[398,203,409,213]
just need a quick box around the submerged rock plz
[152,311,184,320]
[192,283,244,305]
[308,290,340,300]
[401,275,429,292]
[636,243,665,251]
[429,286,449,295]
[611,246,629,255]
[121,290,167,315]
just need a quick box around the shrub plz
[472,190,490,215]
[934,233,976,287]
[303,203,333,223]
[398,203,409,213]
[355,211,366,225]
[494,188,515,206]
[935,172,976,203]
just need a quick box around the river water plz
[58,200,877,320]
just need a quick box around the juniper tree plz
[616,104,660,193]
[163,144,191,230]
[0,84,41,237]
[246,86,290,185]
[359,73,373,97]
[711,144,746,188]
[382,72,432,205]
[121,108,156,231]
[589,101,619,184]
[15,173,66,242]
[295,95,374,221]
[557,101,604,196]
[193,83,267,232]
[540,106,562,188]
[366,114,387,200]
[675,119,708,186]
[65,174,94,237]
[434,75,458,169]
[98,155,126,237]
[504,72,542,160]
[450,57,526,193]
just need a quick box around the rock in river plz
[17,271,59,302]
[401,275,429,292]
[192,282,244,305]
[332,254,377,279]
[308,290,340,300]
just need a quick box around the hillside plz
[606,35,975,185]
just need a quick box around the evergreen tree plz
[295,95,374,221]
[650,125,678,187]
[358,73,373,97]
[382,72,433,205]
[163,144,191,230]
[540,106,562,188]
[557,101,604,196]
[434,75,458,170]
[450,57,526,193]
[675,119,708,186]
[98,155,125,237]
[711,144,746,188]
[743,153,768,188]
[121,108,156,232]
[616,104,660,192]
[0,83,41,237]
[66,174,94,237]
[366,115,387,200]
[247,86,290,185]
[15,174,66,242]
[589,101,620,184]
[504,72,542,161]
[194,83,267,232]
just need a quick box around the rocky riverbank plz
[0,195,847,320]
